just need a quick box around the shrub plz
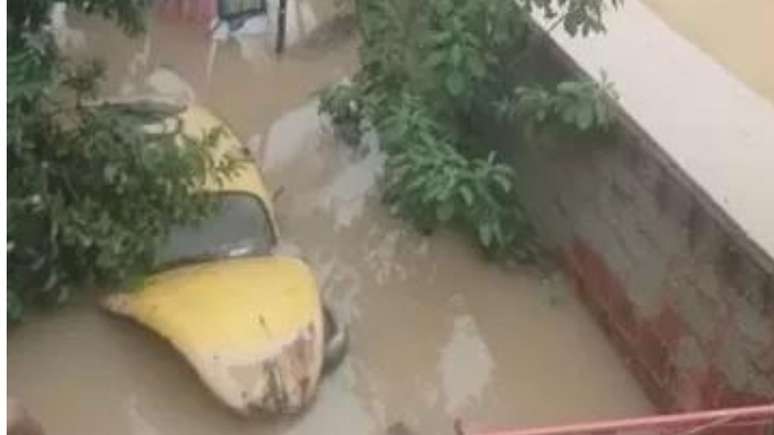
[320,0,620,259]
[7,1,241,321]
[385,137,531,257]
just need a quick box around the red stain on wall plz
[563,239,770,412]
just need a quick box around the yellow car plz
[103,104,346,416]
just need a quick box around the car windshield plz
[154,193,276,270]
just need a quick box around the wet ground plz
[8,4,653,434]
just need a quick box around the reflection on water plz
[440,311,494,415]
[262,103,320,172]
[8,5,653,435]
[365,228,408,286]
[316,140,385,230]
[127,395,164,435]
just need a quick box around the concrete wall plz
[504,34,774,412]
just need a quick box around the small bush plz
[7,1,241,321]
[321,0,622,260]
[385,138,531,257]
[497,72,618,132]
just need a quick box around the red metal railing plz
[461,404,774,435]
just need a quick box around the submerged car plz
[103,104,345,415]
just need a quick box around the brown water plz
[643,0,774,103]
[8,5,653,434]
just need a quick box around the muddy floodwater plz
[8,4,653,434]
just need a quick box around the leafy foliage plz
[8,0,150,36]
[8,1,241,321]
[498,72,618,131]
[320,0,620,257]
[385,137,531,257]
[520,0,624,36]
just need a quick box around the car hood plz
[103,256,324,415]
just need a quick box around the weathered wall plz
[504,35,774,412]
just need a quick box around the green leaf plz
[561,105,577,124]
[436,203,455,222]
[450,44,463,67]
[576,102,594,130]
[492,174,512,192]
[430,31,453,45]
[478,223,493,247]
[104,164,118,183]
[460,185,474,206]
[469,55,487,78]
[557,81,577,94]
[445,72,466,97]
[425,50,446,69]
